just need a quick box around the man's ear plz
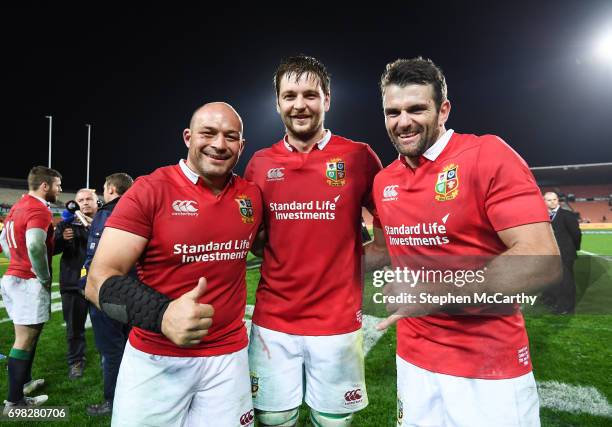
[183,128,192,148]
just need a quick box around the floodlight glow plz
[594,30,612,62]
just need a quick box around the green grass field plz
[0,233,611,426]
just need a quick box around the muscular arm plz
[0,227,10,260]
[377,222,563,329]
[26,228,51,289]
[482,222,562,295]
[86,226,214,346]
[85,227,147,308]
[364,227,390,272]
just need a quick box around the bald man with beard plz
[86,103,262,426]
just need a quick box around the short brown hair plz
[27,166,62,191]
[274,55,331,97]
[105,173,133,196]
[380,57,447,111]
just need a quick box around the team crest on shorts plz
[325,158,346,187]
[397,394,404,425]
[250,372,259,398]
[235,195,254,224]
[434,163,459,201]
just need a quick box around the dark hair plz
[27,166,62,191]
[380,57,447,110]
[274,55,331,97]
[105,173,134,195]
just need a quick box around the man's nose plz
[210,134,229,150]
[397,111,412,128]
[293,95,306,110]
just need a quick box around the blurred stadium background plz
[1,163,611,426]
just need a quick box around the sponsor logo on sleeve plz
[435,163,459,201]
[325,157,346,187]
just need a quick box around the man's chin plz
[393,138,428,158]
[287,126,319,140]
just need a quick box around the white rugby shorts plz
[111,342,253,427]
[248,324,368,414]
[396,355,540,427]
[0,275,50,325]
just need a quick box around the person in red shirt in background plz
[86,102,262,427]
[365,57,562,426]
[245,55,383,427]
[1,166,62,412]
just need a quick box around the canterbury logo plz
[344,389,363,402]
[383,185,399,198]
[172,200,198,213]
[239,409,254,425]
[266,168,285,180]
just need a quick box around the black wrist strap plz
[99,275,171,333]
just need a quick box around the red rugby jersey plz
[106,162,262,357]
[245,133,382,335]
[373,131,549,379]
[4,195,54,279]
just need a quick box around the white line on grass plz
[538,380,612,417]
[578,250,612,260]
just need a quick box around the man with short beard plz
[245,55,383,427]
[86,103,262,426]
[1,166,62,412]
[366,57,561,426]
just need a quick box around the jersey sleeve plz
[105,177,155,239]
[362,144,383,228]
[477,136,549,231]
[26,206,51,231]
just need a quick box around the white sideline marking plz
[578,250,612,261]
[538,380,612,417]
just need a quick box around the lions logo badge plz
[325,158,346,187]
[235,195,254,224]
[435,163,459,201]
[250,372,259,398]
[397,394,404,425]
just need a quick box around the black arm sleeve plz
[53,222,66,255]
[98,275,171,333]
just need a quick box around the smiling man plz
[245,56,383,427]
[85,102,262,426]
[367,57,561,427]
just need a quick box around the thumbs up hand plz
[161,277,215,347]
